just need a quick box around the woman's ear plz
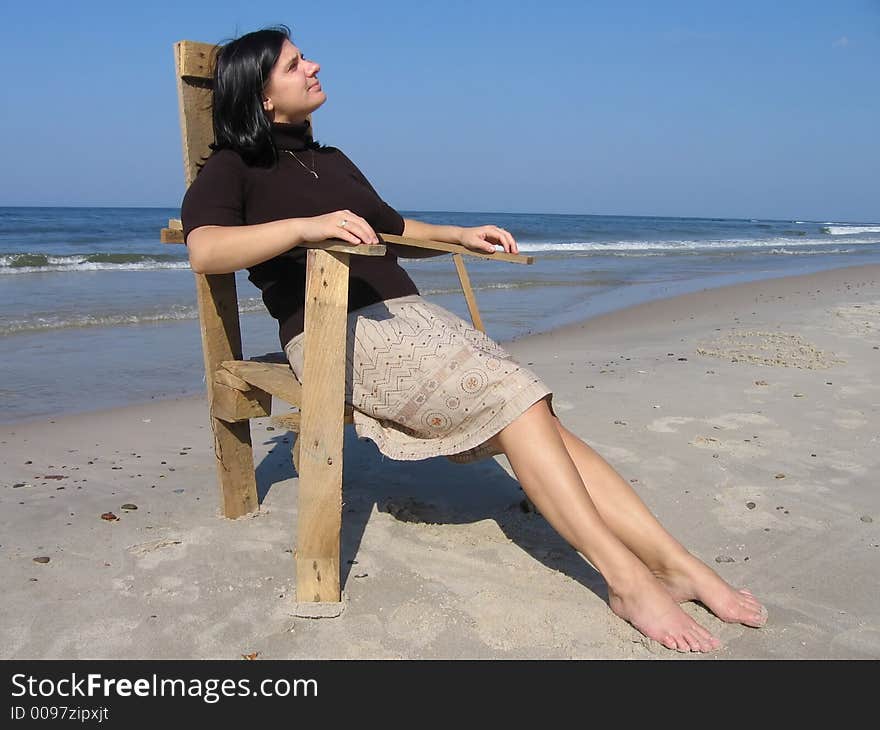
[262,97,273,112]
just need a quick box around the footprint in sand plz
[832,302,880,340]
[708,413,773,429]
[696,330,844,370]
[690,435,766,459]
[649,412,771,437]
[711,484,826,535]
[126,537,186,570]
[647,416,696,433]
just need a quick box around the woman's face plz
[262,39,326,123]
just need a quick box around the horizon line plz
[0,204,875,225]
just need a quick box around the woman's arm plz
[402,219,464,245]
[186,209,379,274]
[395,218,519,257]
[387,219,462,259]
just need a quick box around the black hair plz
[211,25,308,167]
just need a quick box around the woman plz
[182,26,767,653]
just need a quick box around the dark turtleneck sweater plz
[181,121,419,348]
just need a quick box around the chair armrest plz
[160,218,384,256]
[160,219,534,263]
[299,241,386,256]
[380,233,533,265]
[161,219,185,244]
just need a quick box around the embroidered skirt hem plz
[284,294,553,464]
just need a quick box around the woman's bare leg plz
[490,397,722,652]
[548,414,767,628]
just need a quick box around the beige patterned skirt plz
[284,294,553,463]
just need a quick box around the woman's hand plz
[459,225,519,255]
[300,210,379,246]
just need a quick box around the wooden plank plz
[177,40,216,81]
[296,248,349,603]
[161,228,184,244]
[211,381,272,422]
[214,368,251,392]
[194,272,259,518]
[271,407,354,432]
[210,419,259,517]
[381,233,533,264]
[175,42,215,188]
[221,361,303,406]
[167,41,257,518]
[271,413,302,431]
[162,219,184,244]
[453,253,485,333]
[302,241,385,256]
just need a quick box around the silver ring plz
[339,219,348,229]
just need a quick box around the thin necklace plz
[285,149,318,179]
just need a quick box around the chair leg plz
[453,252,485,332]
[192,272,259,518]
[211,417,259,518]
[295,249,349,604]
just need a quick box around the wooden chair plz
[161,40,534,611]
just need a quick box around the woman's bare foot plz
[652,553,768,628]
[607,571,723,652]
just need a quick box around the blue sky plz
[1,0,877,220]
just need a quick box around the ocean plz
[2,206,879,423]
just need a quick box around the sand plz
[1,264,878,659]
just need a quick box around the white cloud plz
[832,36,850,48]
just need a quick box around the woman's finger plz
[338,215,378,244]
[487,228,511,253]
[332,218,369,245]
[500,228,518,254]
[479,234,497,253]
[332,210,375,243]
[492,226,517,254]
[352,215,379,243]
[482,229,508,252]
[335,229,363,246]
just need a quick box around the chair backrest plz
[174,41,216,187]
[169,41,249,419]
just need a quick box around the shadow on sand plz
[253,426,608,606]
